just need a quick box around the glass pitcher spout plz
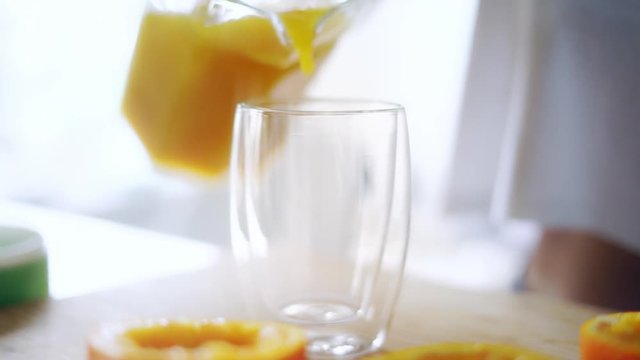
[191,0,361,74]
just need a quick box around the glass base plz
[306,334,371,359]
[279,300,378,358]
[280,300,356,324]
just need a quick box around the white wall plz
[309,0,478,215]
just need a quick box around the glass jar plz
[121,0,362,177]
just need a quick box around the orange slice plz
[88,319,306,360]
[580,312,640,360]
[363,343,555,360]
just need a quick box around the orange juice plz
[122,7,339,176]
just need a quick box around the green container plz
[0,226,48,307]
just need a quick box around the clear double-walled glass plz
[230,99,411,358]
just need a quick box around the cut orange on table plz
[580,312,640,360]
[87,319,306,360]
[363,343,555,360]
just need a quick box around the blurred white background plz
[0,0,535,290]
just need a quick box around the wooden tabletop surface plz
[0,261,603,360]
[0,201,605,359]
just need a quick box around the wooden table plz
[0,202,604,359]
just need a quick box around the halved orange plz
[580,312,640,360]
[88,319,306,360]
[363,343,555,359]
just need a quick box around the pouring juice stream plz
[122,5,340,176]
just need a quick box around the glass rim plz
[237,98,405,116]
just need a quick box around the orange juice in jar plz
[122,0,356,177]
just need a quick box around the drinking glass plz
[230,99,410,358]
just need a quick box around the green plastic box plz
[0,226,48,307]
